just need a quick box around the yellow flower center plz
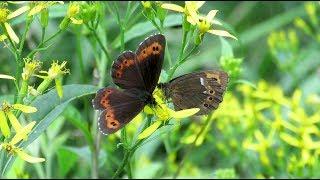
[0,8,10,23]
[47,61,69,79]
[22,58,41,81]
[3,143,15,154]
[1,101,12,113]
[198,19,211,34]
[141,1,152,9]
[67,3,80,17]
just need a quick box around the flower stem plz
[173,113,213,178]
[27,29,63,58]
[112,151,131,179]
[167,44,199,81]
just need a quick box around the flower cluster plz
[161,1,237,42]
[138,88,200,139]
[0,102,44,163]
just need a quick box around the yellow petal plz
[254,130,265,141]
[207,29,238,40]
[12,104,37,113]
[16,149,45,163]
[280,133,300,147]
[169,108,200,119]
[0,34,7,41]
[4,22,19,44]
[187,14,198,25]
[185,1,205,10]
[6,111,23,132]
[0,110,10,138]
[8,6,30,19]
[7,1,27,4]
[138,121,162,140]
[161,3,184,13]
[0,74,15,80]
[212,20,222,25]
[10,121,36,145]
[206,10,218,22]
[28,4,45,16]
[143,105,154,115]
[70,17,83,25]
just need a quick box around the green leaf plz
[57,147,79,178]
[1,84,99,176]
[64,146,106,168]
[111,14,182,48]
[220,37,234,58]
[0,95,14,104]
[63,105,94,149]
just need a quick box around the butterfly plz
[158,70,229,115]
[92,34,166,135]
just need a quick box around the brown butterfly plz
[92,34,166,134]
[158,70,229,115]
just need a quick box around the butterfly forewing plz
[93,88,145,134]
[164,70,229,115]
[111,34,165,93]
[94,34,166,135]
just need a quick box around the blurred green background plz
[1,1,320,179]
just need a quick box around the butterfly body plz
[159,70,229,115]
[92,34,165,135]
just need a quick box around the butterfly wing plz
[111,34,166,93]
[135,34,166,93]
[92,87,145,134]
[111,51,146,90]
[164,70,229,115]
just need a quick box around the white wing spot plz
[200,77,205,86]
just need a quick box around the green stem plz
[27,29,63,58]
[16,80,28,106]
[177,30,188,63]
[112,117,152,178]
[173,113,214,178]
[167,45,199,81]
[112,151,131,179]
[127,159,132,179]
[88,26,112,66]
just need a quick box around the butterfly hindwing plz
[92,88,145,134]
[164,70,228,115]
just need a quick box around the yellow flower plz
[0,121,45,163]
[243,129,275,166]
[21,58,42,81]
[28,1,63,16]
[196,10,237,40]
[141,1,152,9]
[37,61,69,80]
[138,88,199,139]
[0,34,7,41]
[36,61,69,98]
[161,1,204,25]
[66,2,83,25]
[0,3,29,44]
[0,101,37,134]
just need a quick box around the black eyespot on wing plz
[135,34,166,93]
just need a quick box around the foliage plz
[0,1,320,179]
